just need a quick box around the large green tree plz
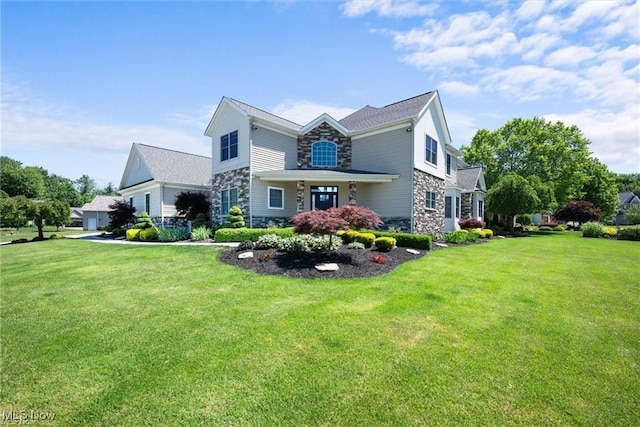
[0,157,46,198]
[75,174,98,204]
[615,173,640,196]
[485,173,540,231]
[580,158,619,218]
[0,195,32,229]
[462,117,593,210]
[45,174,83,207]
[27,199,71,239]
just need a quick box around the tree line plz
[1,156,120,238]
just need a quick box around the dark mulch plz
[218,246,428,279]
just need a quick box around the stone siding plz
[298,122,351,168]
[412,168,445,237]
[250,216,292,229]
[378,217,412,232]
[461,193,473,218]
[211,167,250,225]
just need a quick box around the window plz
[311,141,337,168]
[268,187,284,210]
[426,191,436,210]
[221,130,238,161]
[221,188,238,215]
[446,153,452,175]
[445,196,452,218]
[456,196,460,218]
[425,135,438,165]
[478,200,484,218]
[145,193,150,214]
[129,196,133,208]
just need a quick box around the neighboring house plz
[204,91,486,236]
[81,195,123,231]
[615,191,640,225]
[69,207,83,227]
[119,143,212,224]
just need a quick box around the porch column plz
[296,180,305,212]
[348,181,357,205]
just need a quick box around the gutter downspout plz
[248,120,254,228]
[409,119,415,233]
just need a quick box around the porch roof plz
[253,168,399,183]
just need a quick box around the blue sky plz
[2,0,639,188]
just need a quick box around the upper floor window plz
[425,135,438,166]
[446,153,452,175]
[311,141,337,168]
[221,130,238,161]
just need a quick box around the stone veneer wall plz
[250,216,292,229]
[211,167,250,225]
[461,193,473,219]
[412,168,445,237]
[298,122,351,168]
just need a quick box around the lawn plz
[1,233,638,426]
[0,226,89,243]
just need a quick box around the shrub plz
[332,205,382,230]
[466,232,479,243]
[582,222,604,238]
[292,209,348,235]
[347,242,365,250]
[193,213,208,229]
[214,227,294,242]
[370,253,387,264]
[458,218,486,229]
[445,231,468,244]
[236,240,255,251]
[126,228,142,241]
[255,234,283,250]
[367,230,433,250]
[139,227,158,241]
[337,230,359,244]
[471,228,493,239]
[553,225,565,232]
[134,212,154,230]
[374,236,396,252]
[617,227,640,241]
[49,233,63,239]
[539,226,554,231]
[516,214,533,226]
[190,226,211,241]
[108,199,136,229]
[157,226,189,242]
[278,235,342,253]
[554,200,604,225]
[227,206,246,228]
[603,227,617,238]
[354,232,376,248]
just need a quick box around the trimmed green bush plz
[368,230,433,250]
[126,228,142,241]
[255,234,283,250]
[582,222,604,238]
[134,212,154,230]
[193,213,208,229]
[471,228,493,239]
[49,233,64,240]
[553,225,565,232]
[139,227,158,241]
[354,232,376,248]
[617,227,640,241]
[445,231,468,244]
[215,227,294,243]
[337,230,359,244]
[347,242,365,250]
[374,236,396,252]
[227,206,245,228]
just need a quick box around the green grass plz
[1,233,638,426]
[0,226,89,243]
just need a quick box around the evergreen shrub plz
[374,236,396,252]
[139,227,158,241]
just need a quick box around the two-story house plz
[204,91,485,236]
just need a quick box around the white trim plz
[267,186,285,210]
[300,113,350,136]
[311,140,338,168]
[254,171,399,183]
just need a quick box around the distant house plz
[615,191,640,225]
[69,207,83,227]
[81,195,123,231]
[119,143,212,224]
[204,91,486,235]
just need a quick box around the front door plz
[311,186,338,210]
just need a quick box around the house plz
[204,91,486,236]
[119,143,212,224]
[69,207,83,227]
[81,195,123,231]
[615,191,640,225]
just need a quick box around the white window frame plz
[425,134,438,166]
[426,191,436,210]
[220,188,238,216]
[221,130,239,162]
[267,186,284,210]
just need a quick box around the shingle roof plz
[339,92,436,132]
[619,191,640,204]
[81,195,123,212]
[228,98,302,131]
[457,167,484,192]
[135,144,212,187]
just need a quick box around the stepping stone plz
[406,248,420,255]
[496,235,506,239]
[315,263,339,272]
[237,251,254,259]
[435,242,449,248]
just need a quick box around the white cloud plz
[544,45,597,67]
[341,0,437,18]
[271,100,356,124]
[481,65,580,101]
[440,81,480,97]
[515,0,547,21]
[544,106,640,174]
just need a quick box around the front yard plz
[1,233,638,425]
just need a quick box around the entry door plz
[88,217,97,231]
[311,186,338,210]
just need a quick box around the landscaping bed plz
[219,245,427,279]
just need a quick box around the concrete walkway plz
[67,233,239,247]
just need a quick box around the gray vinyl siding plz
[251,127,297,172]
[250,179,298,218]
[351,128,413,217]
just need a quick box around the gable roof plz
[227,98,302,131]
[619,191,640,204]
[457,167,485,192]
[81,195,123,212]
[339,92,437,132]
[120,144,212,190]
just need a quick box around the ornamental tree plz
[331,205,382,230]
[175,191,210,220]
[108,199,136,229]
[292,209,349,255]
[553,200,604,228]
[485,173,540,231]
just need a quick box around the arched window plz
[311,141,337,168]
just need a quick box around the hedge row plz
[367,230,433,250]
[214,227,295,242]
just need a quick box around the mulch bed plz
[218,246,428,279]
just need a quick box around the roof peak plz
[135,143,211,160]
